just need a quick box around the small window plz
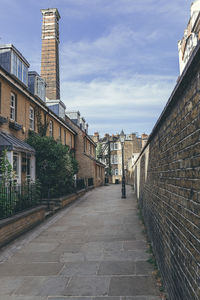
[22,64,28,85]
[111,155,118,164]
[114,143,119,150]
[29,106,34,130]
[89,143,91,154]
[115,169,118,176]
[59,127,62,141]
[70,134,73,148]
[64,130,66,145]
[13,152,19,176]
[49,120,53,137]
[110,143,114,151]
[10,93,16,121]
[17,59,22,81]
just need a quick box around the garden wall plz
[134,43,200,300]
[0,206,45,248]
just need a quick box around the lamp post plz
[120,130,126,198]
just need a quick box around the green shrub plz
[26,132,78,198]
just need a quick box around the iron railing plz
[105,177,109,184]
[76,178,86,190]
[41,178,87,200]
[0,182,41,220]
[88,177,94,187]
[0,177,94,220]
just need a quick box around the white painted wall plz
[191,0,200,17]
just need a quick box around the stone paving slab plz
[60,262,100,276]
[64,276,111,296]
[0,262,64,276]
[98,261,136,275]
[0,297,46,300]
[8,251,60,263]
[123,240,147,251]
[20,242,59,253]
[14,276,70,296]
[47,296,162,299]
[135,261,154,275]
[47,297,161,300]
[109,276,160,296]
[0,277,24,295]
[0,185,161,299]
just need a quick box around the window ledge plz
[9,120,23,131]
[0,116,8,125]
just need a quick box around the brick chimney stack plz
[41,8,60,100]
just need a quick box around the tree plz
[96,143,102,159]
[26,132,78,197]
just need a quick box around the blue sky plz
[0,0,191,135]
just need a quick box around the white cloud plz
[61,74,176,134]
[60,0,189,20]
[60,25,165,81]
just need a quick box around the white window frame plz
[64,130,66,145]
[110,143,114,151]
[49,120,53,137]
[70,134,73,148]
[29,106,34,130]
[10,93,16,121]
[89,142,91,154]
[59,127,62,141]
[111,154,118,164]
[13,152,19,177]
[114,169,119,175]
[114,143,119,150]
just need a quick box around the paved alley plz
[0,185,161,300]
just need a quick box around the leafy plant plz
[26,132,78,198]
[35,107,49,137]
[0,150,15,185]
[0,150,17,217]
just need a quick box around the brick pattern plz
[41,9,60,100]
[65,117,105,187]
[0,76,75,148]
[0,207,45,248]
[134,63,200,298]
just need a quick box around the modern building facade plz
[178,0,200,74]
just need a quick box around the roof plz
[41,8,61,20]
[0,44,30,67]
[0,65,77,136]
[0,132,35,154]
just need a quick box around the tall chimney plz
[41,8,60,100]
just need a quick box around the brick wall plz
[65,116,105,187]
[0,69,75,148]
[0,206,45,248]
[134,44,200,300]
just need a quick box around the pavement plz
[0,184,162,300]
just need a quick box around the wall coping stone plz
[0,205,46,228]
